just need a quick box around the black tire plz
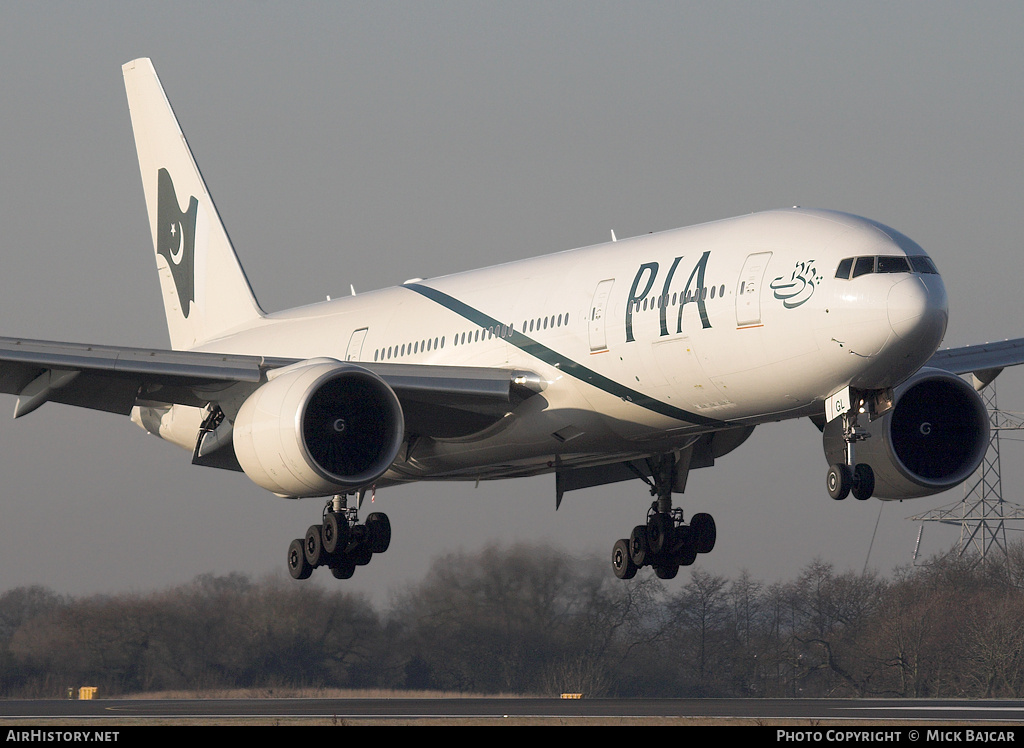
[330,558,356,579]
[690,513,717,554]
[366,512,391,554]
[322,512,349,554]
[827,463,852,500]
[612,539,637,579]
[852,463,875,501]
[676,545,698,566]
[351,546,373,566]
[304,524,325,567]
[669,523,690,556]
[629,525,650,567]
[653,563,679,580]
[647,513,673,556]
[345,523,368,554]
[287,539,313,580]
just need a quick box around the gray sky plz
[1,1,1022,601]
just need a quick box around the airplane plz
[3,58,1023,582]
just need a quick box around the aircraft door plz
[589,279,615,352]
[345,327,368,361]
[736,252,772,326]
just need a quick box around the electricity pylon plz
[910,380,1024,563]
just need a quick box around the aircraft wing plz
[926,337,1024,386]
[0,336,540,438]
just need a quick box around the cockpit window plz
[909,255,938,274]
[877,256,911,274]
[835,254,939,279]
[852,256,875,278]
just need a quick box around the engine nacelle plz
[823,368,989,499]
[233,359,404,497]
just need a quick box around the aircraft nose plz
[887,275,948,346]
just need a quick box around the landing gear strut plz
[287,493,391,580]
[611,452,717,580]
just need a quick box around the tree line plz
[3,541,1024,698]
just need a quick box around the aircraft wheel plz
[647,513,673,556]
[304,524,325,567]
[827,464,852,500]
[288,539,313,580]
[330,558,356,580]
[676,544,698,567]
[348,526,373,566]
[366,512,391,554]
[669,523,690,556]
[322,512,349,554]
[653,563,679,580]
[690,513,716,554]
[852,464,875,501]
[346,523,367,551]
[629,525,650,567]
[612,539,637,579]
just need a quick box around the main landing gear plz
[613,506,717,580]
[611,452,717,580]
[287,494,391,580]
[826,410,875,501]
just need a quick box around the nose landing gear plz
[827,406,875,501]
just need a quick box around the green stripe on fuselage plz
[405,283,729,429]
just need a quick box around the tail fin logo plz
[157,168,197,318]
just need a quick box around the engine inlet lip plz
[886,372,990,490]
[297,365,405,489]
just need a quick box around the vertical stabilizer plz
[123,58,264,350]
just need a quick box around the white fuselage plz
[189,208,948,483]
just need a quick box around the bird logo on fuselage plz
[770,260,821,309]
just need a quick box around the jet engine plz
[822,368,989,500]
[233,359,404,497]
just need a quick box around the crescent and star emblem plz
[170,221,184,265]
[157,168,197,317]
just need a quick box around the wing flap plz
[0,336,543,437]
[0,336,279,417]
[0,336,271,382]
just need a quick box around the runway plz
[3,697,1024,724]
